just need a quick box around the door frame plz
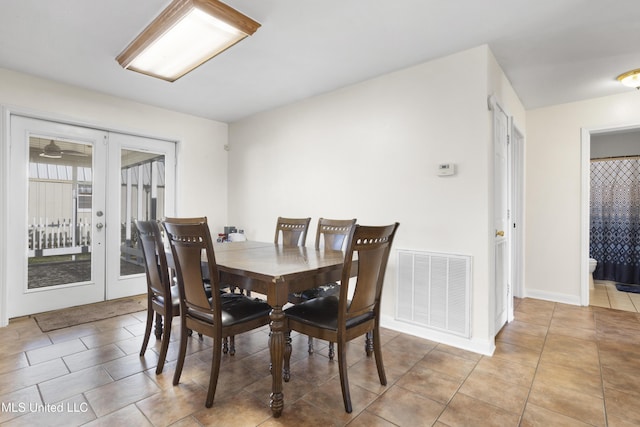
[488,95,525,335]
[580,123,640,305]
[494,101,509,333]
[0,106,177,325]
[510,124,525,302]
[0,107,8,326]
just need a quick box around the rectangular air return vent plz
[396,250,471,338]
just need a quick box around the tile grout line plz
[515,301,553,426]
[593,309,609,427]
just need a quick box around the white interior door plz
[493,104,510,334]
[7,116,176,317]
[8,116,108,317]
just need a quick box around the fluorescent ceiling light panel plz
[116,0,260,82]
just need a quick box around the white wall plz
[0,68,228,227]
[526,92,640,303]
[0,44,528,353]
[228,45,524,354]
[0,68,228,325]
[591,130,640,158]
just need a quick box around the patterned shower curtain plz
[590,158,640,285]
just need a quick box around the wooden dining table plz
[168,240,348,417]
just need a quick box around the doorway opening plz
[580,125,640,306]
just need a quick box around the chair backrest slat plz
[274,217,311,247]
[163,219,221,319]
[340,223,399,322]
[315,218,357,251]
[163,216,207,225]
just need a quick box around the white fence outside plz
[28,218,91,257]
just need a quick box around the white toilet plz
[589,258,598,290]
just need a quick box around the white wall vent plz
[396,250,471,338]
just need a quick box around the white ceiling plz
[1,0,639,123]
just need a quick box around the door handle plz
[96,223,104,230]
[495,230,504,237]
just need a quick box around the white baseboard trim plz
[523,289,582,306]
[381,315,495,356]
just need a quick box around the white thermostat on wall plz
[437,163,456,176]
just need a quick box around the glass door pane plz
[8,115,107,318]
[28,137,94,289]
[119,150,166,277]
[105,132,175,301]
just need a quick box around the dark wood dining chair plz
[273,216,313,350]
[163,218,272,408]
[163,216,239,354]
[288,218,357,357]
[135,220,178,375]
[163,216,210,292]
[283,222,400,413]
[274,217,311,247]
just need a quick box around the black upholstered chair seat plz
[284,222,399,413]
[284,217,356,356]
[153,285,181,307]
[187,295,271,327]
[289,282,340,304]
[164,218,272,408]
[284,296,373,330]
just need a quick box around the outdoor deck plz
[28,259,145,289]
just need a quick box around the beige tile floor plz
[590,279,640,312]
[2,296,640,426]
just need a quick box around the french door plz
[7,115,175,317]
[106,132,175,299]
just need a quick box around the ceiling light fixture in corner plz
[116,0,260,82]
[617,68,640,90]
